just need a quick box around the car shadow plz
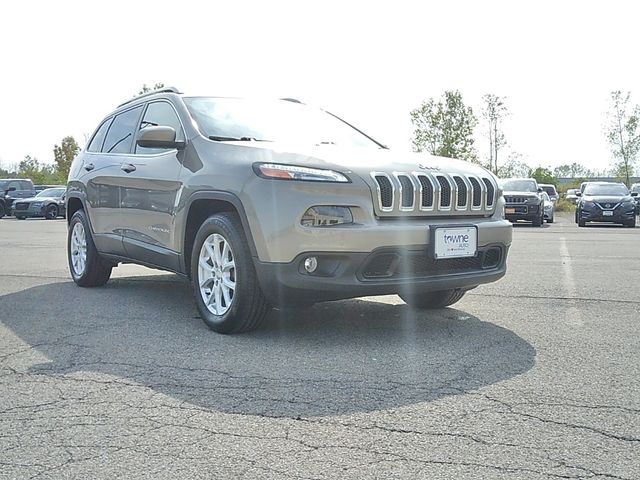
[1,276,536,418]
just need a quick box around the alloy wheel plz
[70,221,87,276]
[198,233,236,315]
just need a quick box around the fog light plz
[304,256,318,273]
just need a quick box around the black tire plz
[400,289,466,310]
[45,204,58,220]
[0,202,5,218]
[16,216,26,220]
[578,215,586,227]
[626,218,636,228]
[190,212,270,334]
[532,213,542,227]
[547,214,554,224]
[67,209,112,287]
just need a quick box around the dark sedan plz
[11,187,66,220]
[576,182,637,228]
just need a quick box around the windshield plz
[584,184,628,196]
[36,188,65,198]
[501,180,537,192]
[183,97,382,148]
[541,186,556,196]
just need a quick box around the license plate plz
[603,210,613,216]
[434,227,477,259]
[505,207,515,214]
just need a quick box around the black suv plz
[576,182,637,227]
[500,178,545,227]
[0,179,36,218]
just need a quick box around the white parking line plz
[559,235,583,326]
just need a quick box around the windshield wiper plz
[208,135,270,142]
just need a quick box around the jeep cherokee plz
[66,88,512,333]
[501,178,545,227]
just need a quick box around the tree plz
[528,166,556,186]
[17,156,58,185]
[53,136,80,181]
[496,152,530,178]
[138,82,165,95]
[481,94,508,174]
[552,163,595,179]
[410,90,478,162]
[605,90,640,186]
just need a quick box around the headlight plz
[254,163,349,183]
[31,202,43,207]
[544,204,552,210]
[582,201,595,208]
[301,206,353,227]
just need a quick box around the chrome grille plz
[371,171,497,216]
[504,196,527,203]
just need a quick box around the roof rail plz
[118,86,182,107]
[280,97,304,104]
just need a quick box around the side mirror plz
[136,126,185,150]
[576,192,582,197]
[537,187,543,193]
[7,186,16,192]
[631,192,638,197]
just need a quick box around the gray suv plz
[67,88,512,333]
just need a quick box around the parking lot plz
[1,215,638,479]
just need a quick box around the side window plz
[7,181,21,191]
[102,106,143,154]
[87,118,113,153]
[20,181,33,190]
[136,101,185,154]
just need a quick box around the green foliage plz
[481,94,508,174]
[138,82,165,95]
[53,136,79,181]
[410,90,478,162]
[552,163,595,179]
[554,197,575,213]
[496,152,530,178]
[528,166,557,186]
[606,90,640,186]
[16,156,63,185]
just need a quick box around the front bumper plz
[11,205,45,218]
[580,209,635,224]
[254,243,509,306]
[504,203,540,222]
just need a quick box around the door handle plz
[84,163,94,171]
[121,164,137,173]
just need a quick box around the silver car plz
[541,191,555,223]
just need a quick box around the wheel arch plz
[181,191,258,279]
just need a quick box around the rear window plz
[102,106,143,154]
[541,185,557,196]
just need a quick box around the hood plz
[583,195,633,203]
[216,140,495,180]
[502,190,539,198]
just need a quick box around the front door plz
[118,101,185,271]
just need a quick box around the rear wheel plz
[532,212,543,227]
[0,202,5,218]
[45,204,58,220]
[191,212,270,334]
[400,289,466,310]
[67,210,112,287]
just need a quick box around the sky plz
[1,0,639,174]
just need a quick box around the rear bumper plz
[254,243,509,306]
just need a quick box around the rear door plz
[118,101,186,271]
[82,106,143,255]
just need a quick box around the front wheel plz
[67,210,112,287]
[400,289,466,310]
[0,203,5,218]
[578,216,586,227]
[191,212,270,334]
[45,204,59,220]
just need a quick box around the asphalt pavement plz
[1,214,638,479]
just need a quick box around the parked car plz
[565,188,579,204]
[34,184,62,193]
[500,178,545,226]
[576,182,637,227]
[630,183,640,214]
[12,187,67,220]
[576,182,595,222]
[66,87,512,333]
[541,191,555,223]
[0,178,36,218]
[539,183,558,202]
